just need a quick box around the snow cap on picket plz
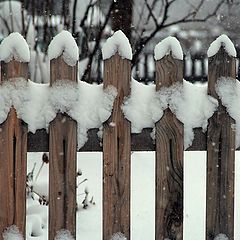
[154,36,183,60]
[48,30,79,66]
[102,30,132,60]
[0,32,30,63]
[207,34,236,58]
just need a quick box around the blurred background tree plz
[0,0,239,83]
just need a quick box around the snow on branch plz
[102,30,132,60]
[0,78,117,150]
[154,36,183,61]
[0,32,30,63]
[48,30,79,66]
[207,34,236,58]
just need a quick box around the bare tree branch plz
[132,0,225,65]
[81,0,115,82]
[0,15,11,34]
[145,0,158,26]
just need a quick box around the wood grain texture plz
[103,54,131,240]
[206,47,236,240]
[155,55,184,240]
[0,60,28,239]
[1,60,29,81]
[49,56,77,240]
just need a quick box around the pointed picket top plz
[154,36,183,61]
[207,34,236,58]
[48,30,79,66]
[102,30,132,60]
[0,32,30,63]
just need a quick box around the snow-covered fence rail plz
[0,31,238,240]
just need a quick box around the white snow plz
[165,80,218,149]
[0,32,30,62]
[207,34,236,58]
[216,77,240,148]
[214,233,229,240]
[122,79,165,133]
[25,151,240,240]
[49,80,79,115]
[154,36,183,60]
[3,76,240,150]
[48,30,79,66]
[2,225,24,240]
[122,79,217,149]
[0,78,116,149]
[70,83,117,148]
[110,232,127,240]
[102,30,132,60]
[54,230,74,240]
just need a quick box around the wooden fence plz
[93,51,237,84]
[0,35,237,240]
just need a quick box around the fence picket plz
[103,54,131,240]
[206,47,236,239]
[0,60,28,239]
[155,54,184,239]
[49,56,78,239]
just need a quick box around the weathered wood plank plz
[49,56,77,240]
[206,47,236,239]
[155,54,184,240]
[0,60,28,239]
[103,54,131,240]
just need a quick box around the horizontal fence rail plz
[0,31,238,240]
[27,127,208,152]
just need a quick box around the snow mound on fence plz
[48,30,79,66]
[166,80,218,149]
[102,30,132,60]
[3,77,240,150]
[122,79,218,149]
[2,225,24,240]
[70,82,117,148]
[207,34,236,58]
[216,77,240,147]
[0,32,30,62]
[54,229,74,240]
[122,79,166,133]
[0,79,29,124]
[154,36,183,60]
[0,78,116,149]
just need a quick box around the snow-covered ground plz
[25,151,240,240]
